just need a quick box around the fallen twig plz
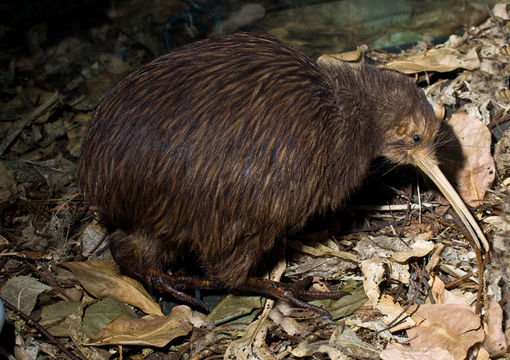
[0,295,84,360]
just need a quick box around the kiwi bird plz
[77,32,489,315]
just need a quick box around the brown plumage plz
[77,33,487,309]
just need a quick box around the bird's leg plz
[145,268,219,311]
[237,277,347,319]
[108,230,217,311]
[147,269,346,318]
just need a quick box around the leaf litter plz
[0,2,508,359]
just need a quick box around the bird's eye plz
[413,134,422,144]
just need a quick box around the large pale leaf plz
[407,304,484,360]
[381,343,454,360]
[86,305,193,347]
[385,48,480,73]
[61,260,162,316]
[1,276,52,314]
[447,108,495,202]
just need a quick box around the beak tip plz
[412,152,489,252]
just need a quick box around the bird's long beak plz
[412,151,489,252]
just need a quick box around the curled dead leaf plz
[61,260,162,316]
[385,47,480,74]
[317,50,363,64]
[377,295,417,332]
[86,305,193,347]
[390,234,434,262]
[359,258,385,304]
[269,303,307,336]
[290,342,347,359]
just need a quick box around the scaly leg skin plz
[145,268,217,311]
[240,277,347,319]
[145,268,346,318]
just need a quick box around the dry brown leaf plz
[66,112,91,156]
[377,294,418,332]
[447,108,495,203]
[61,260,162,316]
[359,258,385,304]
[407,304,484,360]
[483,301,507,354]
[493,3,510,19]
[476,346,491,360]
[429,274,475,311]
[317,51,362,64]
[390,233,434,262]
[224,314,274,360]
[290,240,359,262]
[86,305,193,347]
[425,244,444,273]
[269,303,307,336]
[381,343,454,360]
[290,342,348,359]
[429,274,474,306]
[385,48,480,74]
[99,53,131,74]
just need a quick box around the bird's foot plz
[239,277,347,319]
[145,268,218,312]
[145,269,345,318]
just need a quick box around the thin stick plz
[0,296,83,360]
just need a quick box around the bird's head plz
[369,67,489,252]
